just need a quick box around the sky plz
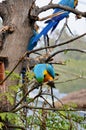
[35,0,86,35]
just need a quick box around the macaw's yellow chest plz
[43,71,54,82]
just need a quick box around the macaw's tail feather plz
[51,22,59,32]
[45,20,59,33]
[32,21,57,44]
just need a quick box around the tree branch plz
[46,48,86,62]
[12,104,86,112]
[37,4,86,18]
[30,3,86,21]
[11,82,36,111]
[6,125,25,130]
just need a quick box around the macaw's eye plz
[44,74,46,77]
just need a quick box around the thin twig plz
[46,48,86,62]
[55,17,68,44]
[39,11,64,21]
[55,77,85,84]
[11,82,36,111]
[40,95,52,108]
[41,92,63,106]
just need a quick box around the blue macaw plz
[33,63,55,83]
[31,0,78,47]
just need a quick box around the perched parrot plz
[33,63,55,84]
[31,0,78,48]
[33,63,56,107]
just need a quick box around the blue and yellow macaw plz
[33,63,56,107]
[33,63,55,84]
[31,0,78,48]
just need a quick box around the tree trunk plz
[0,0,34,111]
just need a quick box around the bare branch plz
[46,48,86,62]
[12,104,86,112]
[39,11,64,21]
[6,125,25,130]
[55,18,67,43]
[37,4,86,18]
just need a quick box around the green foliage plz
[25,109,85,130]
[5,70,21,80]
[0,112,24,128]
[26,71,35,81]
[0,122,4,130]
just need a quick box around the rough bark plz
[0,0,34,111]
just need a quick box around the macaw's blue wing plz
[33,64,47,83]
[31,0,76,49]
[27,30,38,51]
[45,0,75,32]
[32,21,57,45]
[46,64,55,79]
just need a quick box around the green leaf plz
[5,92,14,105]
[0,113,7,121]
[0,122,4,129]
[26,71,34,80]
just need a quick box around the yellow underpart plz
[43,70,53,82]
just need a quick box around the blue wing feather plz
[27,30,38,51]
[32,21,57,44]
[30,0,75,50]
